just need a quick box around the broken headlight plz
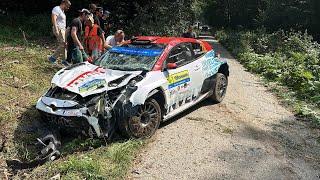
[128,79,137,87]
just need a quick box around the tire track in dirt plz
[130,39,320,180]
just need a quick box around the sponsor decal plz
[78,79,106,93]
[65,67,105,88]
[109,47,163,57]
[169,82,190,97]
[202,51,223,78]
[168,88,201,113]
[167,70,191,89]
[205,50,215,58]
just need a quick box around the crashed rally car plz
[36,36,229,139]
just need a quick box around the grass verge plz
[29,140,144,179]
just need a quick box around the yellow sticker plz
[167,70,190,89]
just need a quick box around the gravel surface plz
[130,38,320,180]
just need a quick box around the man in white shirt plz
[48,0,71,66]
[106,30,127,49]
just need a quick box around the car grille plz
[42,113,90,130]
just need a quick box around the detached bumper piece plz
[6,132,61,170]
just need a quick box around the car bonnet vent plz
[131,36,160,45]
[131,39,152,45]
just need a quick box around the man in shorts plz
[66,9,91,64]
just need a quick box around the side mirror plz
[167,62,177,69]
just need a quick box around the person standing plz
[89,3,97,14]
[182,25,197,38]
[101,10,111,33]
[84,14,106,61]
[66,9,91,64]
[94,7,103,27]
[48,0,71,66]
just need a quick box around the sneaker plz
[48,56,57,64]
[61,60,70,67]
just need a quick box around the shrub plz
[216,29,320,107]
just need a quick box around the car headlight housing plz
[128,79,137,87]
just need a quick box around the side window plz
[167,43,194,67]
[192,42,205,58]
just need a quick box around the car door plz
[164,43,204,113]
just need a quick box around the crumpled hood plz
[52,62,142,97]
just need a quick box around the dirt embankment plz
[130,39,320,179]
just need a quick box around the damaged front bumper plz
[36,96,103,137]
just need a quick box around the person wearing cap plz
[105,30,128,49]
[48,0,71,66]
[66,9,91,64]
[84,14,106,61]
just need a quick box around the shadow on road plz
[208,116,320,179]
[160,99,217,129]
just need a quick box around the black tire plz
[210,73,228,103]
[119,98,161,139]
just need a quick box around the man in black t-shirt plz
[67,9,91,64]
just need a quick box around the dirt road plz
[130,38,320,179]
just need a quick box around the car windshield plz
[94,46,164,71]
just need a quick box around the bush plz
[0,13,51,45]
[216,29,320,106]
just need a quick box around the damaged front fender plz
[129,71,168,106]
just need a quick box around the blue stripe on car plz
[109,47,163,57]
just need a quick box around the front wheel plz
[210,73,228,103]
[119,98,161,139]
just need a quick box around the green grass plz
[264,79,320,127]
[29,140,143,179]
[0,24,144,179]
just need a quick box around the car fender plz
[130,71,168,106]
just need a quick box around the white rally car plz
[36,36,229,139]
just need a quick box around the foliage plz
[0,13,52,46]
[216,29,320,125]
[1,0,197,38]
[201,0,320,40]
[128,0,195,36]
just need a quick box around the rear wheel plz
[119,98,161,139]
[210,73,228,103]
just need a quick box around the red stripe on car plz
[64,67,103,88]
